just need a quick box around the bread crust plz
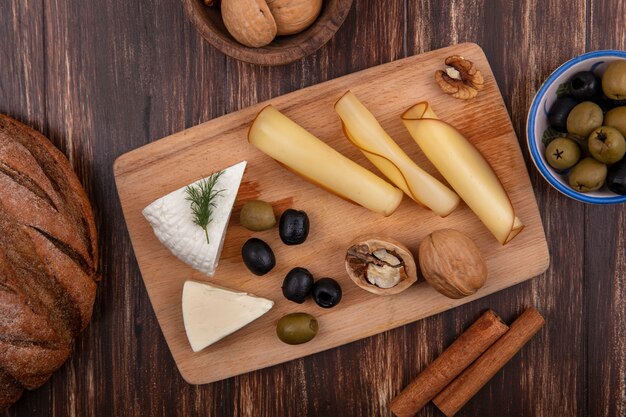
[0,114,99,410]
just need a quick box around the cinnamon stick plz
[433,307,545,417]
[390,310,509,417]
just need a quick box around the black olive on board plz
[607,159,626,195]
[279,209,310,245]
[282,267,314,303]
[312,278,342,308]
[241,238,276,276]
[568,71,602,100]
[548,96,578,132]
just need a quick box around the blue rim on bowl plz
[527,49,626,204]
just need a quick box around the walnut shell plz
[221,0,277,48]
[434,55,484,100]
[418,229,487,299]
[266,0,323,36]
[345,236,417,296]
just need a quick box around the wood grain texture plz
[114,43,549,385]
[1,0,625,415]
[586,2,626,417]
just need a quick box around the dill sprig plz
[185,170,225,244]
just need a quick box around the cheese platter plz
[114,42,550,385]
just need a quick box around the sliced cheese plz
[142,161,246,276]
[182,280,274,352]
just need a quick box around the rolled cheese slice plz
[335,91,460,217]
[402,102,523,244]
[248,105,403,216]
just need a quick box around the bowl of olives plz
[527,50,626,203]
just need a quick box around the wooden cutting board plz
[114,43,549,385]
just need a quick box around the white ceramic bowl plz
[526,50,626,204]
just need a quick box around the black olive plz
[548,96,578,132]
[241,238,275,276]
[279,209,309,245]
[590,98,626,114]
[312,278,342,308]
[282,267,314,303]
[609,98,626,107]
[568,71,602,100]
[591,97,617,114]
[607,159,626,195]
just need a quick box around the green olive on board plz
[602,60,626,100]
[566,101,603,138]
[568,157,608,192]
[545,137,581,170]
[276,313,318,345]
[604,106,626,137]
[239,200,276,231]
[588,126,626,165]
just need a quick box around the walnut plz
[216,0,321,47]
[366,263,403,289]
[266,0,322,36]
[345,236,417,295]
[221,0,277,48]
[418,229,487,299]
[435,55,485,100]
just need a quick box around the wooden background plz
[1,0,624,416]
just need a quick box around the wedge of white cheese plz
[142,161,246,276]
[182,280,273,352]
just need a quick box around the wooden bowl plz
[181,0,354,66]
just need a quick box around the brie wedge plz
[143,161,246,276]
[182,280,273,352]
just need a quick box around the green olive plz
[566,101,603,137]
[545,138,581,170]
[276,313,318,345]
[588,126,626,165]
[604,106,626,137]
[239,200,276,231]
[569,157,608,192]
[602,60,626,100]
